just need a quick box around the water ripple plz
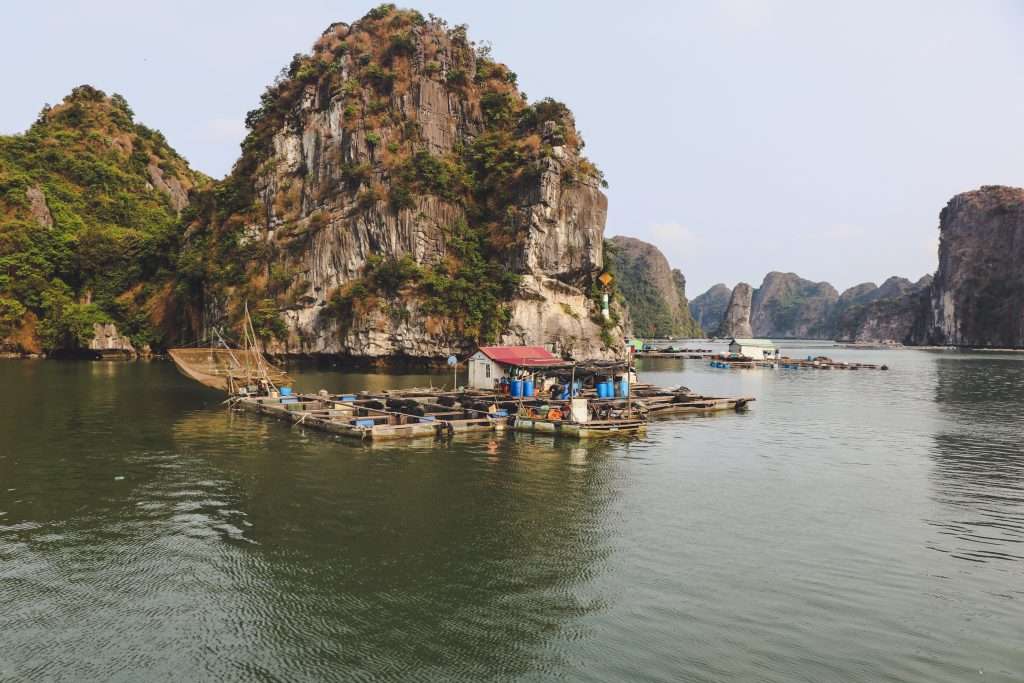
[2,353,1024,681]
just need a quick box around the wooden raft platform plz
[637,352,889,371]
[513,417,647,438]
[232,385,754,443]
[236,393,506,441]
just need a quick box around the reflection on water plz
[3,353,1024,681]
[1,361,618,679]
[929,357,1024,564]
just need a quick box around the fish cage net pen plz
[360,405,454,424]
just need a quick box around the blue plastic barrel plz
[619,378,630,397]
[280,386,293,397]
[596,381,606,398]
[604,380,614,397]
[510,379,523,398]
[523,380,534,397]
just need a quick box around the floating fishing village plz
[631,338,891,371]
[167,312,755,442]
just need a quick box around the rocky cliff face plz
[716,283,753,338]
[834,275,932,343]
[922,186,1024,347]
[179,7,618,360]
[88,322,140,357]
[750,272,838,338]
[693,272,928,342]
[606,236,702,338]
[689,284,730,336]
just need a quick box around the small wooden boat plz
[168,303,291,394]
[168,347,290,393]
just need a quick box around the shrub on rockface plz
[325,220,519,343]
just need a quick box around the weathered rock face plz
[690,272,933,342]
[147,163,191,212]
[835,282,879,311]
[716,283,753,338]
[26,186,53,228]
[834,275,932,343]
[689,284,731,335]
[750,272,838,339]
[922,186,1024,347]
[88,323,138,357]
[606,236,702,338]
[182,7,618,360]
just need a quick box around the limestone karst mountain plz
[606,236,702,338]
[4,10,1023,357]
[832,275,932,344]
[177,5,619,359]
[920,186,1024,347]
[693,272,932,343]
[2,6,622,360]
[0,85,206,355]
[749,272,838,339]
[689,283,731,336]
[716,283,754,338]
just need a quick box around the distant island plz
[614,185,1024,348]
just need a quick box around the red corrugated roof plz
[478,345,562,367]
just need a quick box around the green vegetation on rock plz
[180,4,608,350]
[605,236,702,338]
[0,85,206,353]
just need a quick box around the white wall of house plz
[467,352,503,389]
[729,339,776,359]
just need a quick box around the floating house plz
[728,338,777,360]
[466,345,564,390]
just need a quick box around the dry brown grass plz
[10,312,41,354]
[143,282,176,336]
[423,315,447,336]
[520,133,541,155]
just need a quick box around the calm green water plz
[1,348,1022,682]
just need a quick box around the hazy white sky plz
[4,1,1023,295]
